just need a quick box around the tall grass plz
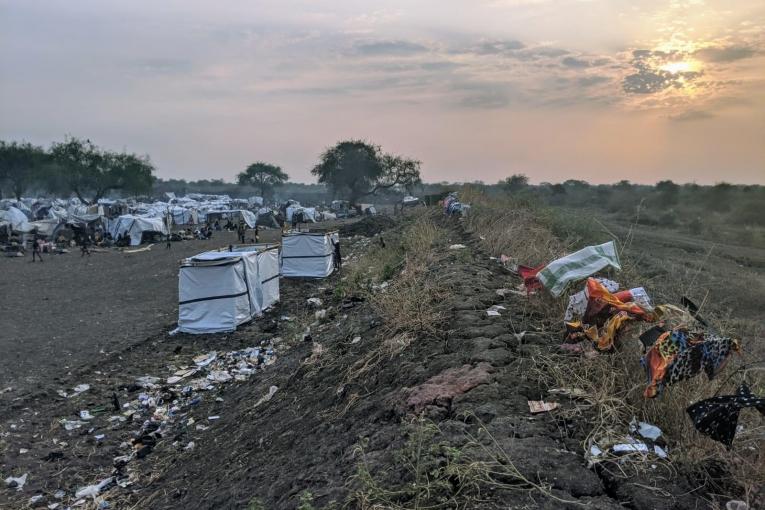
[463,186,765,505]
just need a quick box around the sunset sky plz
[1,0,763,184]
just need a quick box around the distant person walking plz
[254,225,260,244]
[31,236,43,262]
[166,233,172,249]
[81,235,91,257]
[332,239,342,270]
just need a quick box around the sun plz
[660,61,699,74]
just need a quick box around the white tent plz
[0,206,32,232]
[177,245,281,334]
[285,206,317,223]
[109,215,169,246]
[281,231,338,278]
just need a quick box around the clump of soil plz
[339,215,395,237]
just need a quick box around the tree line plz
[1,137,422,205]
[0,137,155,203]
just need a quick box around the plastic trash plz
[528,400,559,414]
[315,309,327,320]
[74,477,113,499]
[537,241,621,297]
[255,385,279,407]
[449,244,467,250]
[486,305,506,317]
[61,419,87,431]
[193,352,217,367]
[79,410,95,420]
[629,418,662,441]
[4,473,28,490]
[307,297,323,307]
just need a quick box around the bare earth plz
[0,230,261,390]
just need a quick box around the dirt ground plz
[1,211,724,509]
[0,229,262,390]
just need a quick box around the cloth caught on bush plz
[563,278,654,351]
[517,264,545,293]
[564,278,619,321]
[687,383,765,447]
[642,329,739,398]
[537,241,621,297]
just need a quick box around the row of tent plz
[177,230,339,334]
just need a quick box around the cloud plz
[474,40,525,54]
[669,110,716,122]
[353,40,429,56]
[450,81,514,109]
[694,45,757,63]
[561,56,590,68]
[622,50,702,94]
[577,75,611,87]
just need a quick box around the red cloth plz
[517,264,545,293]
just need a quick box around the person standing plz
[166,233,172,249]
[31,236,43,263]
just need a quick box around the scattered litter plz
[315,309,327,320]
[193,351,217,367]
[496,288,525,297]
[629,418,662,441]
[207,370,233,383]
[726,501,749,510]
[307,297,323,307]
[351,336,361,344]
[79,410,95,420]
[528,400,559,414]
[60,419,87,431]
[612,439,649,454]
[589,445,603,457]
[486,304,506,317]
[654,445,668,458]
[448,244,467,250]
[255,385,279,407]
[208,415,220,421]
[135,376,160,388]
[54,490,66,499]
[19,448,28,454]
[537,241,621,297]
[95,434,105,441]
[29,495,44,505]
[184,441,195,451]
[74,477,113,499]
[4,473,27,491]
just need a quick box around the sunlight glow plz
[660,60,700,74]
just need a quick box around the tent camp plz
[177,245,281,334]
[109,215,169,246]
[281,231,338,278]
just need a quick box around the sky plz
[1,0,763,185]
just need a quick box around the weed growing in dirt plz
[348,416,581,509]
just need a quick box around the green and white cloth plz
[538,241,621,297]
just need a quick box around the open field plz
[0,209,762,509]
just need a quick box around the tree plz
[655,179,679,204]
[49,137,154,203]
[237,162,289,197]
[311,140,421,203]
[500,173,529,193]
[0,141,47,199]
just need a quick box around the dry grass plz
[463,187,765,505]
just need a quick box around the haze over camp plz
[1,2,764,510]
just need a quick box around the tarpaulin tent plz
[109,215,169,246]
[281,231,338,278]
[177,245,280,334]
[0,206,33,232]
[286,206,317,223]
